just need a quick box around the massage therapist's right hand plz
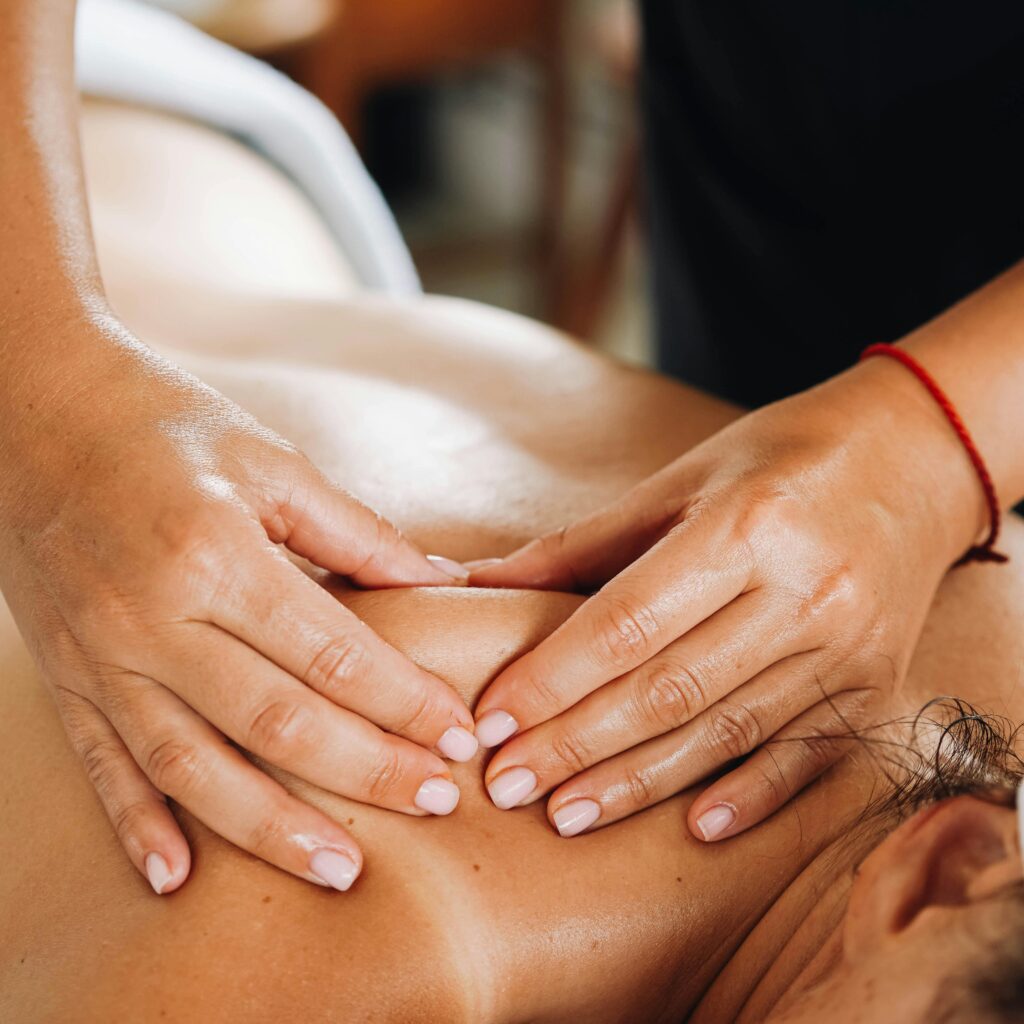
[0,316,476,895]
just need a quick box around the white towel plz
[75,0,421,295]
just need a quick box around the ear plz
[845,795,1022,960]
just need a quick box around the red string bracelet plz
[860,343,1008,566]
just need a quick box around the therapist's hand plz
[0,322,475,895]
[469,359,985,841]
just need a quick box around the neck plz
[693,819,870,1022]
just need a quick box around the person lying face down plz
[2,577,1024,1024]
[756,725,1024,1024]
[2,99,1023,1023]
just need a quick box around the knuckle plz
[79,734,126,796]
[539,525,573,567]
[153,506,224,571]
[549,729,594,775]
[247,811,291,858]
[752,762,791,812]
[620,764,659,808]
[641,663,707,730]
[791,731,842,776]
[519,670,565,718]
[304,635,368,698]
[390,687,437,739]
[731,491,781,544]
[364,743,409,804]
[144,738,205,799]
[591,594,658,669]
[799,564,861,626]
[109,799,155,845]
[708,703,762,761]
[246,698,315,762]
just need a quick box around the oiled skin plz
[1,103,1022,1024]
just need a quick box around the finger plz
[540,656,866,836]
[105,676,368,890]
[135,623,463,816]
[210,553,477,761]
[58,688,191,894]
[483,592,799,802]
[468,474,699,591]
[686,692,876,842]
[259,456,468,587]
[475,507,751,744]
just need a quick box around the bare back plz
[1,103,1022,1024]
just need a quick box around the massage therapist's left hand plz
[469,351,1002,841]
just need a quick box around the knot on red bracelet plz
[860,343,1009,568]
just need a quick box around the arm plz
[0,1,476,895]
[470,259,1024,840]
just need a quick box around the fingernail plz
[415,776,461,815]
[465,557,502,571]
[487,766,537,809]
[145,852,172,895]
[695,803,737,842]
[427,554,470,582]
[310,848,360,891]
[552,798,601,837]
[437,725,479,762]
[476,709,519,747]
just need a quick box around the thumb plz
[260,460,467,587]
[469,488,681,591]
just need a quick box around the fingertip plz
[425,554,470,585]
[689,801,739,843]
[550,797,602,837]
[144,850,189,895]
[414,776,461,815]
[463,558,502,572]
[475,709,519,748]
[437,725,479,762]
[309,847,361,891]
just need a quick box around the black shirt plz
[640,1,1024,407]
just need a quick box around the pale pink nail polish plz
[476,709,519,748]
[437,726,479,762]
[415,777,461,815]
[695,803,737,841]
[427,554,470,582]
[145,852,172,895]
[487,766,537,810]
[310,848,360,891]
[465,557,502,571]
[552,799,601,837]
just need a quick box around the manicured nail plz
[476,709,519,747]
[145,852,172,895]
[415,776,461,815]
[695,803,737,841]
[427,554,470,582]
[465,557,502,571]
[552,799,601,837]
[310,848,360,891]
[437,725,479,762]
[487,766,537,809]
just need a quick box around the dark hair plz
[850,697,1024,1023]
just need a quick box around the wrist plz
[829,357,987,566]
[0,309,144,525]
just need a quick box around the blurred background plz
[141,0,651,367]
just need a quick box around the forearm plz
[0,1,98,327]
[898,259,1024,514]
[0,2,149,489]
[828,259,1024,566]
